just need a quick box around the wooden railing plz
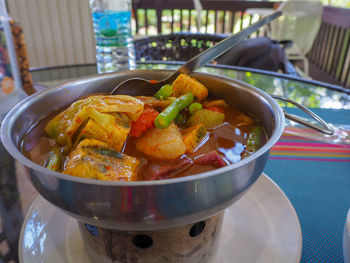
[7,0,349,89]
[307,6,350,88]
[132,0,280,35]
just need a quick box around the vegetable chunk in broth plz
[22,74,267,181]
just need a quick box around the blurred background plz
[3,0,350,88]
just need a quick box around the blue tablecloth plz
[265,108,350,262]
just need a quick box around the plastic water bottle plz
[89,0,135,73]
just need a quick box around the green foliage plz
[321,0,350,8]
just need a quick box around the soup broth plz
[22,74,267,181]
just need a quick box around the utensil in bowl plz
[0,69,328,231]
[110,11,282,96]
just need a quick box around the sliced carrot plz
[130,108,159,138]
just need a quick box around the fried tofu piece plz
[182,123,208,153]
[63,139,139,182]
[172,74,208,102]
[45,95,143,149]
[73,111,131,152]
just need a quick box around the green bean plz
[153,84,173,100]
[45,148,62,171]
[189,102,202,114]
[154,93,194,129]
[244,126,262,157]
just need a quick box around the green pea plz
[189,102,202,114]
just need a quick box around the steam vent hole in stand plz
[133,234,153,249]
[190,221,206,237]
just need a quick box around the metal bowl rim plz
[1,69,285,186]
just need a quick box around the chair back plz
[269,0,323,56]
[307,5,350,88]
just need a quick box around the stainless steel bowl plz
[1,69,285,231]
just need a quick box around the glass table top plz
[30,62,350,110]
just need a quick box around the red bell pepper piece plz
[130,108,159,138]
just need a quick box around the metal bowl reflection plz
[1,70,284,231]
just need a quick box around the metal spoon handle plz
[171,10,282,79]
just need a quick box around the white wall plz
[7,0,96,68]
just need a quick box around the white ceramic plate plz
[19,174,302,263]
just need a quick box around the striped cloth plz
[264,108,350,263]
[270,133,350,162]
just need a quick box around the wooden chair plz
[268,0,323,76]
[307,6,350,89]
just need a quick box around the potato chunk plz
[187,109,225,129]
[172,74,208,102]
[136,122,186,159]
[182,123,208,153]
[63,139,139,182]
